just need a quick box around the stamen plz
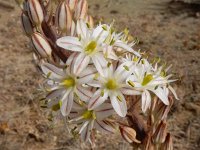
[142,74,153,86]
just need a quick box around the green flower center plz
[142,74,153,86]
[62,77,75,88]
[106,79,118,90]
[85,41,97,54]
[82,110,96,119]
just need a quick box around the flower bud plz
[55,1,72,33]
[119,125,141,144]
[27,0,44,26]
[152,121,167,144]
[75,0,88,20]
[161,133,173,150]
[31,32,52,58]
[66,0,78,12]
[21,12,34,36]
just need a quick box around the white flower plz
[126,60,178,112]
[69,101,115,142]
[56,20,109,76]
[103,27,141,60]
[40,53,97,116]
[88,63,140,117]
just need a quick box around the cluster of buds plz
[17,0,178,148]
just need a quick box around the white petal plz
[141,90,151,112]
[151,87,169,105]
[169,86,179,100]
[78,66,97,84]
[60,90,74,116]
[80,120,94,142]
[66,52,79,74]
[77,19,88,38]
[115,63,132,82]
[92,53,107,76]
[95,103,114,120]
[110,93,127,117]
[41,63,65,80]
[120,86,141,95]
[46,88,65,107]
[115,40,141,57]
[56,36,82,52]
[92,25,108,43]
[76,86,93,102]
[94,120,115,133]
[73,53,90,75]
[88,89,108,110]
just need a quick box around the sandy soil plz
[0,0,200,149]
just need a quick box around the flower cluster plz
[18,0,178,147]
[40,20,178,142]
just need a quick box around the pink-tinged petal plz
[168,86,179,100]
[141,90,151,112]
[115,40,141,57]
[92,54,107,76]
[151,87,169,105]
[46,89,65,107]
[73,53,90,75]
[120,86,141,95]
[110,93,127,117]
[94,120,115,133]
[80,120,94,142]
[66,52,79,74]
[60,90,74,116]
[56,36,82,52]
[76,19,88,38]
[46,88,65,100]
[41,63,65,80]
[76,86,93,102]
[95,103,115,120]
[88,89,108,110]
[78,66,97,84]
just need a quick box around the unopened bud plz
[21,12,34,36]
[31,32,52,58]
[85,15,94,28]
[161,133,173,150]
[119,125,141,144]
[27,0,44,26]
[55,1,72,34]
[66,0,78,12]
[152,121,167,144]
[75,0,88,20]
